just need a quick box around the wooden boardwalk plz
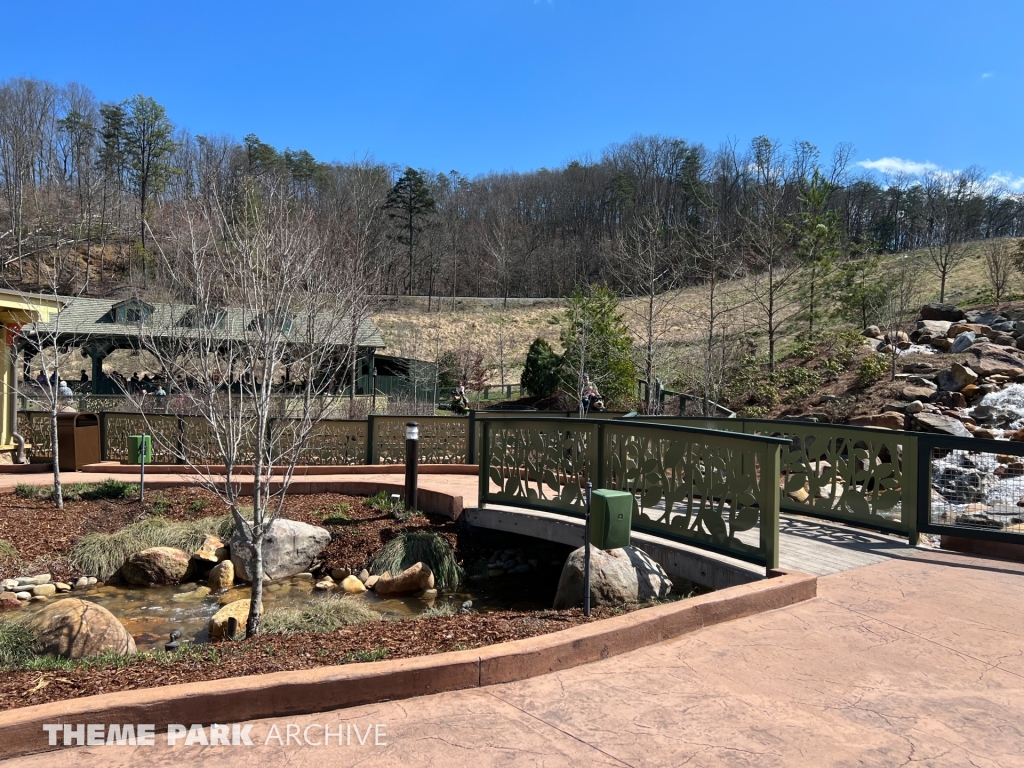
[766,514,915,576]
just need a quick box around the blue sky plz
[2,1,1021,186]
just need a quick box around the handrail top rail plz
[475,414,792,446]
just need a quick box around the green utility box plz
[589,489,633,549]
[127,435,153,465]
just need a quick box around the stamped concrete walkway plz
[5,550,1023,767]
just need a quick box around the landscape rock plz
[192,535,228,564]
[374,563,435,596]
[364,575,380,590]
[30,584,56,597]
[901,386,937,403]
[863,325,882,338]
[950,331,976,354]
[995,334,1018,346]
[26,598,136,659]
[965,310,1008,326]
[920,303,964,322]
[17,574,51,586]
[913,413,974,438]
[950,363,979,389]
[314,580,333,591]
[29,595,48,603]
[0,595,20,611]
[206,559,235,590]
[54,582,71,592]
[553,545,672,609]
[930,337,953,351]
[229,519,331,582]
[358,569,370,583]
[170,585,211,602]
[848,413,905,430]
[121,547,191,586]
[966,346,1024,378]
[915,320,952,340]
[15,591,30,600]
[935,370,959,392]
[341,575,367,593]
[209,598,259,641]
[330,568,351,581]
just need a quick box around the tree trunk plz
[50,408,63,509]
[246,532,263,638]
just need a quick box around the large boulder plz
[966,346,1024,378]
[230,519,331,582]
[913,320,952,341]
[209,598,259,641]
[965,310,1008,326]
[121,547,190,586]
[951,363,979,389]
[553,545,672,609]
[912,413,973,438]
[374,563,434,596]
[192,535,228,564]
[901,385,936,402]
[920,303,964,322]
[26,599,136,659]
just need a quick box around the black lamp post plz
[584,481,592,617]
[371,367,378,413]
[405,421,419,511]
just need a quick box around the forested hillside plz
[3,75,1023,412]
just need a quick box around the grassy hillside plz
[372,239,1023,394]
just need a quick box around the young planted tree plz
[138,181,361,637]
[983,238,1017,303]
[616,209,680,414]
[795,169,843,334]
[877,258,922,381]
[560,286,635,411]
[520,338,560,398]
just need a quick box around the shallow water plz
[18,567,562,652]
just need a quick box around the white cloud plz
[856,157,940,176]
[989,172,1024,192]
[982,72,994,79]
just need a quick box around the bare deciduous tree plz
[137,181,362,638]
[983,238,1017,303]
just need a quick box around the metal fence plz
[477,414,786,569]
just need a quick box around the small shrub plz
[370,531,463,589]
[344,648,388,663]
[857,355,888,388]
[261,595,378,635]
[187,499,210,515]
[0,539,18,561]
[149,494,173,516]
[0,618,35,668]
[14,480,139,504]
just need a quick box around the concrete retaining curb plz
[0,569,815,760]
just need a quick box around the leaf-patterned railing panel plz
[21,412,52,459]
[373,416,469,465]
[103,413,180,464]
[294,420,367,465]
[743,422,912,533]
[485,422,597,514]
[603,425,767,563]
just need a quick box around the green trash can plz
[127,435,153,465]
[589,489,633,549]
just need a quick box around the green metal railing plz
[624,417,919,541]
[477,415,787,569]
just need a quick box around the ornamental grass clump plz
[370,531,463,590]
[261,595,379,635]
[0,617,35,669]
[71,514,236,579]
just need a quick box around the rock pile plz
[856,303,1024,439]
[0,573,91,611]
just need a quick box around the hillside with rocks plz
[740,300,1024,440]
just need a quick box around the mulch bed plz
[0,484,631,713]
[0,486,476,583]
[0,606,639,711]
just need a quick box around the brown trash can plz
[55,413,101,471]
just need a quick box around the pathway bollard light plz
[584,481,592,617]
[405,421,419,511]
